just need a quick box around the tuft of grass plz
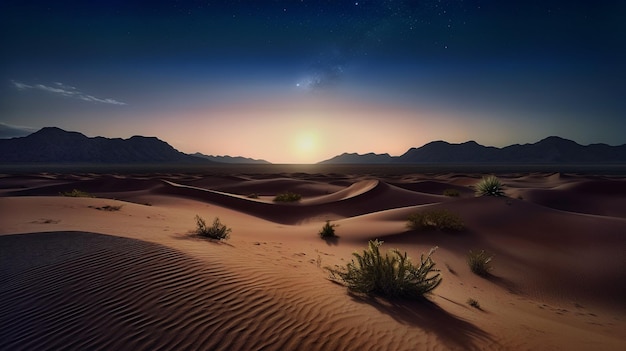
[194,215,231,240]
[475,175,505,197]
[467,298,481,309]
[89,204,122,211]
[327,240,441,299]
[319,220,338,239]
[443,188,460,197]
[467,250,494,276]
[407,209,464,232]
[60,189,94,198]
[273,191,302,202]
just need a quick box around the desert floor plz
[1,169,625,350]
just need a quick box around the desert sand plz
[1,169,625,350]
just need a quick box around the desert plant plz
[475,175,505,197]
[60,189,94,197]
[467,250,494,276]
[194,215,231,240]
[467,298,481,309]
[319,220,338,239]
[273,191,302,202]
[407,209,464,232]
[327,240,441,299]
[443,188,460,197]
[247,193,259,199]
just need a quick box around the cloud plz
[11,80,127,105]
[0,122,37,139]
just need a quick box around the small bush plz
[467,298,481,309]
[273,191,302,202]
[319,220,338,239]
[194,215,231,240]
[407,209,464,232]
[89,204,122,211]
[467,250,494,276]
[475,175,505,197]
[247,193,259,199]
[327,240,441,299]
[60,189,94,197]
[443,188,460,197]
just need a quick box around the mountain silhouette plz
[320,137,626,164]
[0,127,208,163]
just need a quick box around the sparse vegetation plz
[319,220,338,239]
[247,193,259,199]
[327,240,441,299]
[60,189,94,197]
[443,188,460,197]
[407,209,464,232]
[475,175,505,197]
[89,204,122,211]
[194,215,231,240]
[467,250,494,276]
[467,298,481,309]
[273,191,302,202]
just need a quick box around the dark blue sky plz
[2,1,625,163]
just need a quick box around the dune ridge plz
[1,171,625,350]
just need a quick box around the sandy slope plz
[1,172,625,350]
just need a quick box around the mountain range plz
[1,127,624,165]
[319,137,626,164]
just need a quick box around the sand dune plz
[1,171,625,350]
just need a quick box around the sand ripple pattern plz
[0,231,489,351]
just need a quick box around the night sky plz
[2,1,625,163]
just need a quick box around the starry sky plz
[1,0,625,163]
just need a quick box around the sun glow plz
[292,131,319,163]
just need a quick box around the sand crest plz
[1,171,625,350]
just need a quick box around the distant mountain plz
[319,137,626,164]
[191,152,271,164]
[318,152,393,164]
[0,127,209,164]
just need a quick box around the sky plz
[1,0,625,163]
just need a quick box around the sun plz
[293,131,319,162]
[296,133,316,152]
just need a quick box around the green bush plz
[467,250,493,276]
[407,209,464,232]
[475,175,505,197]
[194,215,231,240]
[443,188,460,197]
[60,189,94,197]
[273,191,302,202]
[319,220,338,239]
[327,240,441,299]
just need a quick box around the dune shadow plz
[323,236,339,246]
[484,273,520,295]
[349,294,494,350]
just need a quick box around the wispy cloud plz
[11,80,127,105]
[0,122,38,139]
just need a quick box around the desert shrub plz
[89,204,122,211]
[475,175,505,197]
[327,240,441,299]
[319,220,338,239]
[273,191,302,202]
[467,250,494,276]
[443,188,460,197]
[467,298,481,309]
[194,215,231,240]
[60,189,94,197]
[407,209,464,232]
[247,193,259,199]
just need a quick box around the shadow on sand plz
[349,294,494,350]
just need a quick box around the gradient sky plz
[1,1,625,163]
